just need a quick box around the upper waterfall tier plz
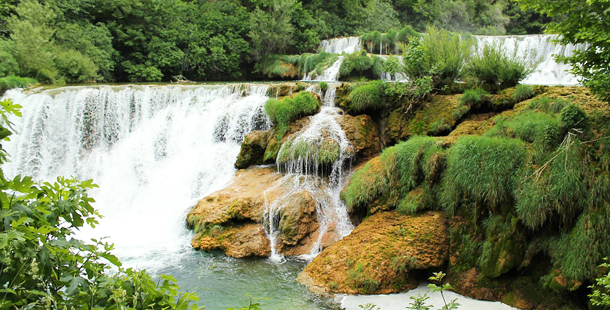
[319,37,361,54]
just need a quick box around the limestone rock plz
[298,211,449,294]
[337,114,382,161]
[235,131,269,169]
[187,167,321,257]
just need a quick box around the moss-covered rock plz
[337,114,382,161]
[298,211,449,294]
[191,223,271,258]
[235,131,269,169]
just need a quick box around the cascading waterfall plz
[2,84,271,271]
[319,37,361,54]
[302,56,345,82]
[474,34,584,85]
[264,84,354,260]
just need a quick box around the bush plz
[396,25,420,44]
[298,52,338,78]
[460,87,491,109]
[560,104,589,133]
[484,111,561,144]
[467,43,535,92]
[512,84,535,102]
[0,75,37,94]
[54,49,98,83]
[348,80,385,112]
[339,51,384,79]
[264,91,320,136]
[319,81,328,93]
[442,136,527,213]
[403,27,473,86]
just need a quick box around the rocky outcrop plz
[186,167,321,257]
[337,114,382,161]
[235,131,269,169]
[298,211,449,294]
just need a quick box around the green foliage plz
[277,138,340,166]
[467,43,535,92]
[299,52,337,78]
[403,27,473,86]
[590,260,610,307]
[526,97,569,114]
[517,0,610,102]
[0,99,202,309]
[428,271,460,310]
[460,88,491,109]
[339,52,384,79]
[319,81,328,93]
[249,0,296,60]
[559,104,589,133]
[484,111,560,144]
[0,75,36,94]
[512,84,535,102]
[442,136,526,213]
[348,80,385,112]
[54,49,98,83]
[256,54,300,79]
[428,119,452,136]
[0,39,18,77]
[264,91,320,136]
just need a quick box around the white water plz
[319,37,361,54]
[302,56,345,82]
[475,34,585,85]
[265,84,354,259]
[3,84,271,271]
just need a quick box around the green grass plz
[298,53,338,78]
[339,52,385,80]
[460,87,491,109]
[442,136,527,214]
[277,138,340,166]
[512,84,536,102]
[0,75,37,94]
[485,111,561,144]
[526,96,570,114]
[348,80,385,113]
[264,91,320,137]
[560,104,589,133]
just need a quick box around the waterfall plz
[474,34,585,85]
[319,37,361,54]
[2,84,271,271]
[264,84,354,259]
[302,56,345,82]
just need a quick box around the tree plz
[517,0,610,102]
[249,0,296,60]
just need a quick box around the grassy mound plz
[264,91,320,137]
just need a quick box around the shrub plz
[526,97,570,114]
[460,87,491,109]
[54,49,98,83]
[442,136,527,213]
[319,81,328,93]
[560,104,589,133]
[339,51,384,79]
[403,27,473,86]
[484,111,561,144]
[348,80,385,112]
[396,25,420,44]
[264,91,320,136]
[0,75,37,94]
[467,43,535,92]
[298,52,338,78]
[512,84,535,102]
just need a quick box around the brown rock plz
[337,114,382,161]
[298,211,449,294]
[191,223,271,258]
[235,131,269,169]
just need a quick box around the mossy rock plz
[298,211,449,294]
[235,131,269,169]
[267,83,298,98]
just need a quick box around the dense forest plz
[0,0,551,84]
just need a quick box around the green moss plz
[264,91,320,136]
[397,188,424,215]
[347,263,381,294]
[478,214,524,278]
[460,87,491,109]
[442,136,527,214]
[277,138,341,166]
[428,118,452,136]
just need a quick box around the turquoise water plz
[157,250,338,310]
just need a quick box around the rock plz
[298,211,449,294]
[337,114,382,161]
[235,131,269,169]
[186,167,321,257]
[268,83,298,97]
[191,223,271,258]
[263,118,310,162]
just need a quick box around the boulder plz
[235,131,269,169]
[187,167,321,257]
[298,211,449,294]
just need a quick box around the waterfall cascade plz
[3,84,271,270]
[264,84,354,260]
[319,37,361,54]
[474,34,584,85]
[302,56,345,82]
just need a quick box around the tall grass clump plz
[0,75,37,94]
[442,136,527,214]
[340,51,385,79]
[526,97,569,114]
[512,84,536,102]
[403,27,473,86]
[467,43,536,92]
[485,111,561,144]
[348,80,385,112]
[460,87,491,109]
[515,137,587,230]
[560,104,589,134]
[264,91,320,136]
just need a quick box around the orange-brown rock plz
[186,167,321,257]
[338,114,382,161]
[298,211,449,294]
